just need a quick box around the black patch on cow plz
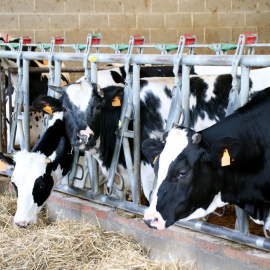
[189,74,239,129]
[35,116,39,121]
[32,174,54,207]
[164,85,172,99]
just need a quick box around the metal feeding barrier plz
[1,32,270,251]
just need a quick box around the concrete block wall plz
[0,0,270,54]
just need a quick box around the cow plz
[0,101,74,227]
[142,87,270,231]
[33,73,248,201]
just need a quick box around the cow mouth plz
[144,217,159,229]
[75,133,96,150]
[14,221,33,228]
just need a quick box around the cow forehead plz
[13,151,47,186]
[157,128,189,184]
[66,81,93,112]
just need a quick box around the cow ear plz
[210,137,240,166]
[32,95,62,115]
[99,86,124,109]
[142,139,165,166]
[0,153,15,176]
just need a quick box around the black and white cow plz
[33,73,247,200]
[0,100,73,227]
[143,87,270,230]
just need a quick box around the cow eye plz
[178,171,188,179]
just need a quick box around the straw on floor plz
[0,191,197,269]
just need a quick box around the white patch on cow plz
[180,192,228,221]
[250,217,264,225]
[193,66,238,76]
[12,151,48,225]
[47,112,63,128]
[144,128,189,229]
[193,114,217,132]
[189,94,196,110]
[80,126,94,137]
[66,81,93,112]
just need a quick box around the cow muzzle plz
[76,133,90,145]
[15,220,33,228]
[144,209,166,230]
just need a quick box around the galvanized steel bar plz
[85,152,98,194]
[89,60,99,193]
[0,68,2,153]
[22,59,30,151]
[181,64,191,127]
[240,65,251,107]
[2,51,270,67]
[132,63,141,204]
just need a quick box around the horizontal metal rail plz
[1,51,270,67]
[54,185,270,252]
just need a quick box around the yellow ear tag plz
[43,105,53,116]
[118,120,122,127]
[0,160,7,172]
[112,96,121,107]
[153,155,159,165]
[43,60,48,66]
[221,149,230,167]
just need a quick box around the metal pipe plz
[0,68,2,152]
[181,64,191,127]
[53,184,270,252]
[85,151,99,194]
[2,52,270,67]
[132,64,141,204]
[54,60,62,99]
[23,59,30,151]
[240,65,250,106]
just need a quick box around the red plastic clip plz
[22,36,32,44]
[132,35,145,46]
[239,32,257,45]
[91,34,101,45]
[4,33,8,43]
[180,34,196,45]
[54,36,65,45]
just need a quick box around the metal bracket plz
[106,35,145,196]
[165,34,196,131]
[83,33,102,82]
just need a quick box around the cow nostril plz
[76,133,89,144]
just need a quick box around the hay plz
[0,192,197,270]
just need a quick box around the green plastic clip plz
[155,44,178,52]
[110,44,129,52]
[209,43,237,52]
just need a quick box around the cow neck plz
[99,107,124,169]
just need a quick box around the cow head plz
[36,81,124,158]
[142,127,242,230]
[0,137,66,228]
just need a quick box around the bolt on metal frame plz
[1,33,270,248]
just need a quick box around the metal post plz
[54,60,62,97]
[181,64,191,128]
[0,68,2,153]
[23,59,30,151]
[132,63,141,204]
[85,151,99,194]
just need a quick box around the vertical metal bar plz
[23,59,30,151]
[89,61,99,192]
[132,63,141,204]
[85,151,99,194]
[68,148,79,187]
[0,68,2,152]
[181,64,190,127]
[239,65,250,106]
[54,60,62,98]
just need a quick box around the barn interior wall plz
[0,0,269,55]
